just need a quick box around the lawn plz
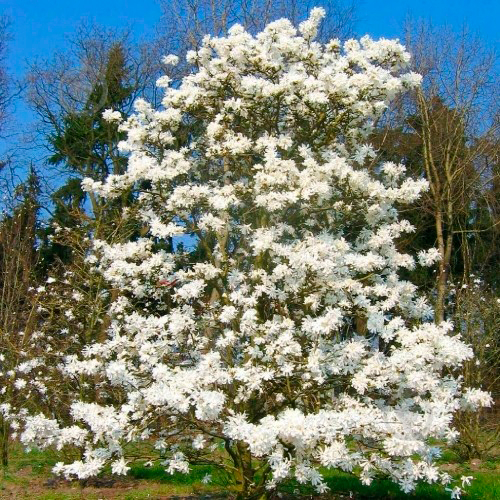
[0,444,498,499]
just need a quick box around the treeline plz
[0,0,498,469]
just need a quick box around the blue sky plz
[2,0,498,80]
[357,0,499,41]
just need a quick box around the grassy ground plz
[0,444,498,499]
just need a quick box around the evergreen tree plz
[39,43,136,269]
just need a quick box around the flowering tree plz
[21,9,491,498]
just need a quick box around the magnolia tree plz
[21,9,491,499]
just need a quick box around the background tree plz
[28,29,157,271]
[372,20,499,459]
[156,0,356,80]
[0,169,40,467]
[452,280,500,459]
[0,14,11,137]
[0,14,25,209]
[405,22,497,322]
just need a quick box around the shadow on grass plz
[278,471,449,499]
[128,464,453,499]
[4,446,499,499]
[129,462,235,492]
[129,463,215,484]
[281,467,500,500]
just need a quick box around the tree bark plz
[0,415,9,469]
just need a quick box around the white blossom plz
[162,54,179,66]
[102,109,122,123]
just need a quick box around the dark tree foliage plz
[39,44,136,269]
[373,97,499,294]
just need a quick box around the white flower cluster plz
[102,108,122,123]
[21,9,488,497]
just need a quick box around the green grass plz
[277,467,500,499]
[466,472,500,499]
[1,444,499,499]
[129,462,215,483]
[128,461,234,492]
[126,461,500,499]
[279,470,449,499]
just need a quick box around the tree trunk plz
[434,209,453,324]
[230,441,269,500]
[0,415,9,469]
